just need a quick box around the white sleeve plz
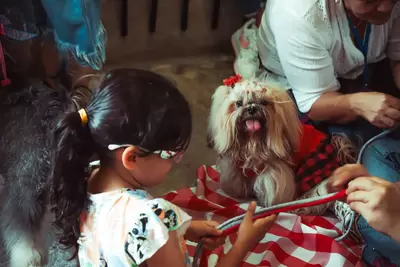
[270,15,340,113]
[124,198,191,265]
[386,4,400,61]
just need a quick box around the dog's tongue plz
[246,120,261,132]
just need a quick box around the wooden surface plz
[102,0,242,63]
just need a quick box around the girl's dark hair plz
[51,68,192,252]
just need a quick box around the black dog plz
[0,77,91,267]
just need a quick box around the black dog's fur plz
[0,78,89,267]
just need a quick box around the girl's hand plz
[325,164,370,194]
[236,202,277,250]
[184,220,225,250]
[347,177,400,241]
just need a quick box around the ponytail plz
[51,110,93,252]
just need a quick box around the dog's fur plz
[0,77,93,267]
[208,79,353,214]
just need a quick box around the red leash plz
[222,190,347,236]
[198,190,347,267]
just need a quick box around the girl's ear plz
[121,146,137,171]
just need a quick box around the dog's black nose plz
[246,105,256,115]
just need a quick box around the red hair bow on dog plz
[223,74,242,87]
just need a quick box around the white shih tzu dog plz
[208,76,353,214]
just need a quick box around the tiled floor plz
[106,54,235,196]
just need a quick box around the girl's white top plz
[78,189,192,267]
[257,0,400,113]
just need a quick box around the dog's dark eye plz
[236,101,243,107]
[260,100,269,106]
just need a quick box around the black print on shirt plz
[149,203,178,229]
[125,213,149,264]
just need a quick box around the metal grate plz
[119,0,223,36]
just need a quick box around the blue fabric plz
[358,138,400,266]
[40,0,106,70]
[0,0,106,70]
[322,117,384,145]
[347,17,371,87]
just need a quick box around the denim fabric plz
[357,138,400,266]
[321,118,393,146]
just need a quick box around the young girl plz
[51,68,276,267]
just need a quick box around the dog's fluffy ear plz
[265,90,302,158]
[208,85,231,151]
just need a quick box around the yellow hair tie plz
[78,109,88,126]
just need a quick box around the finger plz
[244,201,257,223]
[218,236,227,244]
[348,201,369,215]
[204,221,223,236]
[202,242,215,250]
[330,164,370,189]
[380,115,396,128]
[385,95,400,110]
[346,177,377,193]
[202,235,225,248]
[384,107,400,121]
[372,120,391,129]
[206,221,220,228]
[333,164,369,178]
[369,176,392,185]
[347,176,390,194]
[254,214,277,228]
[202,238,218,249]
[347,191,370,203]
[213,236,226,246]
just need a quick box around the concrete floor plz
[106,54,235,196]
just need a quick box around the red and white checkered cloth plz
[163,165,363,267]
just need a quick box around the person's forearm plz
[390,60,400,89]
[388,222,400,243]
[215,243,249,267]
[389,182,400,243]
[307,92,359,124]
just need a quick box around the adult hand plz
[184,220,226,250]
[349,92,400,128]
[325,164,370,194]
[347,177,400,241]
[236,202,277,250]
